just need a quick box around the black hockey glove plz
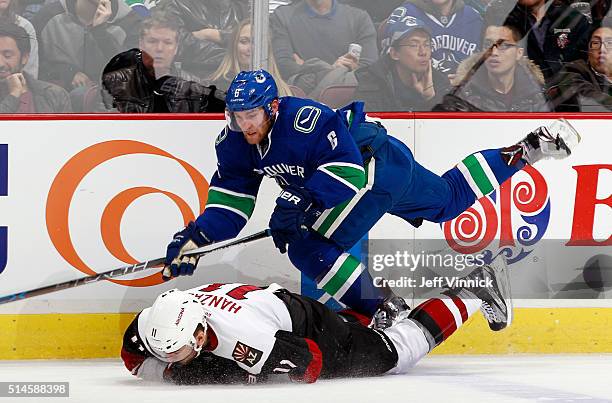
[163,221,211,280]
[269,186,312,254]
[262,330,323,383]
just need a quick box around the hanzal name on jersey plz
[192,293,242,315]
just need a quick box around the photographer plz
[101,48,225,113]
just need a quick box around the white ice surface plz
[0,355,611,403]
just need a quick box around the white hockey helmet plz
[144,289,208,363]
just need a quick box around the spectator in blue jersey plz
[269,0,378,96]
[354,16,451,111]
[450,20,551,111]
[160,69,581,330]
[387,0,483,76]
[504,0,592,82]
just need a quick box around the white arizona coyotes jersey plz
[138,283,292,375]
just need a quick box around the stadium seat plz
[318,85,357,108]
[82,85,104,112]
[288,85,307,98]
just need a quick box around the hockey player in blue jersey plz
[162,69,580,328]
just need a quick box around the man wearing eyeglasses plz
[450,19,551,112]
[505,0,591,82]
[354,17,451,111]
[382,0,483,76]
[548,18,612,111]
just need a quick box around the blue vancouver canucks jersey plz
[391,1,483,73]
[196,97,367,241]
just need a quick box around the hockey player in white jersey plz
[122,256,512,384]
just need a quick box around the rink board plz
[0,112,610,358]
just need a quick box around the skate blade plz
[490,254,513,330]
[548,118,581,157]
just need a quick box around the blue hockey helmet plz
[381,13,431,54]
[226,69,278,116]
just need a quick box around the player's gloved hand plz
[269,186,312,254]
[268,330,322,383]
[163,221,211,280]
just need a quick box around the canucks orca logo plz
[294,106,321,134]
[255,73,266,83]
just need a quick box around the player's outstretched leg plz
[371,295,411,330]
[449,255,513,331]
[383,257,513,374]
[450,118,580,210]
[288,232,393,317]
[503,118,581,166]
[391,118,582,224]
[382,292,482,374]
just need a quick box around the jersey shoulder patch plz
[293,105,322,134]
[279,96,334,136]
[232,341,264,368]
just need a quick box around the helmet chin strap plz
[192,335,203,359]
[263,110,277,136]
[192,317,208,357]
[257,112,277,156]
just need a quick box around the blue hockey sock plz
[315,252,384,316]
[455,148,521,199]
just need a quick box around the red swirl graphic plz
[513,165,548,214]
[46,140,208,287]
[443,196,498,254]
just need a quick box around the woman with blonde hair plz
[209,19,292,96]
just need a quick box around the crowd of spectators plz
[1,0,612,113]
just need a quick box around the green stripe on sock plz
[321,255,361,297]
[463,154,494,195]
[315,199,351,235]
[206,189,255,218]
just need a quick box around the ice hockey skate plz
[452,255,513,331]
[515,118,581,165]
[371,295,411,330]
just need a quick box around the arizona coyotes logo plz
[444,166,551,265]
[232,341,263,367]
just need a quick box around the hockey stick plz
[161,228,272,279]
[0,229,271,305]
